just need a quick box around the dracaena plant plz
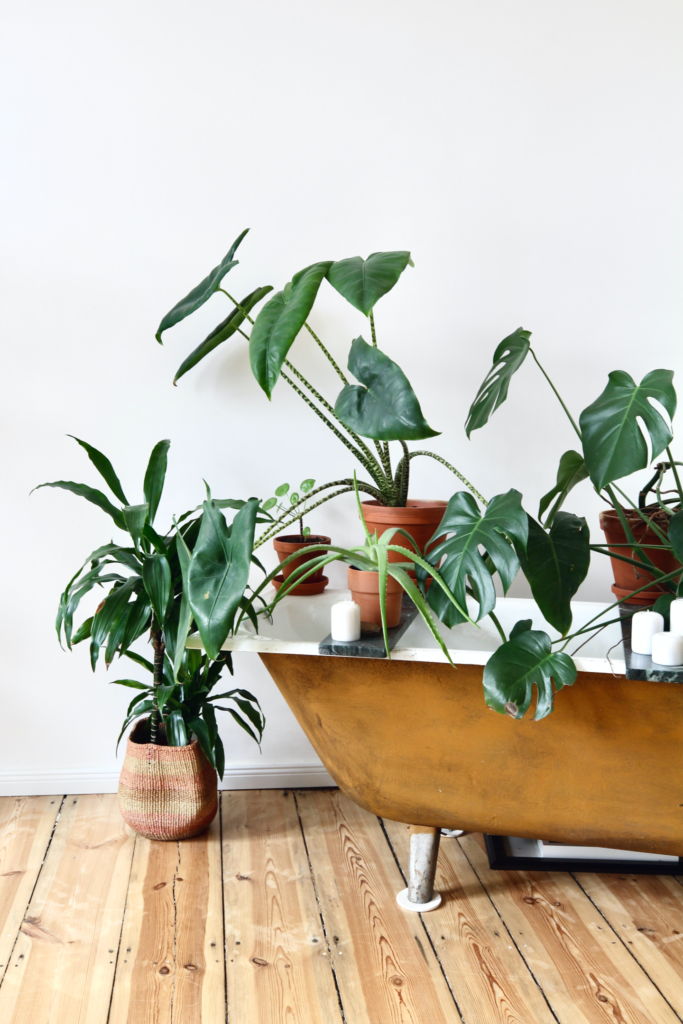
[34,437,266,774]
[156,230,486,550]
[457,327,683,719]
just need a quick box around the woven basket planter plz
[118,720,218,841]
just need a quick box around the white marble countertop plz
[186,589,626,675]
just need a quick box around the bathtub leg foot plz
[396,826,441,912]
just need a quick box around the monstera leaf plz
[483,629,577,720]
[155,229,248,342]
[189,498,259,658]
[579,370,676,490]
[465,328,531,437]
[334,337,439,441]
[174,286,273,384]
[538,450,588,525]
[326,252,412,315]
[518,513,590,636]
[250,262,333,398]
[425,489,528,627]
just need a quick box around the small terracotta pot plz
[118,720,218,841]
[273,535,331,582]
[599,508,681,606]
[360,501,447,572]
[347,566,403,628]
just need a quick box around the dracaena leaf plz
[141,553,172,627]
[123,504,149,548]
[32,481,126,530]
[517,513,590,636]
[465,328,531,437]
[67,436,128,504]
[483,630,577,720]
[143,440,170,525]
[155,229,248,342]
[326,251,412,315]
[335,337,439,441]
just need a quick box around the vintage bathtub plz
[190,591,682,866]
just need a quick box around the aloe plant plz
[156,230,486,546]
[34,437,265,768]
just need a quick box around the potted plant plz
[263,478,331,595]
[34,437,265,840]
[156,231,487,564]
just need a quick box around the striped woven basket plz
[118,720,218,841]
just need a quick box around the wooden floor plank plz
[0,793,136,1024]
[296,789,459,1024]
[573,871,683,1017]
[383,820,556,1024]
[222,789,342,1024]
[0,796,61,980]
[109,813,224,1024]
[459,832,680,1024]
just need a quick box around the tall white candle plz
[331,599,361,642]
[630,609,664,655]
[669,598,683,636]
[651,631,683,666]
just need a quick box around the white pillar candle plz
[630,609,664,655]
[651,631,683,666]
[669,598,683,636]
[331,599,361,642]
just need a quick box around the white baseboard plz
[0,762,336,797]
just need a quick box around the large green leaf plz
[188,498,259,659]
[155,229,248,342]
[538,450,588,525]
[67,436,128,504]
[91,577,140,668]
[334,337,439,441]
[174,285,273,384]
[326,251,412,315]
[465,328,531,437]
[518,513,590,636]
[483,630,577,720]
[32,481,126,530]
[579,370,676,490]
[119,593,152,653]
[143,439,170,525]
[173,530,193,682]
[426,490,528,627]
[123,504,149,548]
[249,262,333,398]
[141,553,172,627]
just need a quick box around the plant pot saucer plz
[272,574,329,596]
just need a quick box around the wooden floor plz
[0,791,680,1023]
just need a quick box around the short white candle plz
[331,599,361,642]
[669,598,683,636]
[630,609,664,655]
[651,631,683,666]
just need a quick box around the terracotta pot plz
[360,501,447,571]
[347,566,403,628]
[118,720,218,840]
[273,535,331,582]
[599,508,681,606]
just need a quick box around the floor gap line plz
[169,840,181,1024]
[293,790,348,1024]
[106,830,137,1024]
[219,797,229,1024]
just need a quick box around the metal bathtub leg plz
[396,825,442,912]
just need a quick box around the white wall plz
[2,1,682,794]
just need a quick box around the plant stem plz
[369,309,378,347]
[409,451,488,505]
[219,288,256,325]
[254,482,382,549]
[666,447,683,506]
[150,628,165,744]
[304,322,348,383]
[396,441,411,505]
[488,611,508,644]
[529,347,582,440]
[611,484,670,544]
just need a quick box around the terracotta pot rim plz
[362,499,447,510]
[273,534,331,549]
[347,565,402,593]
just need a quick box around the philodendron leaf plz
[249,262,333,398]
[579,369,676,490]
[173,285,273,384]
[518,513,590,636]
[67,436,128,504]
[465,328,531,437]
[32,481,126,531]
[141,553,172,627]
[667,510,683,563]
[188,498,259,659]
[155,229,249,342]
[426,489,528,627]
[143,439,170,525]
[335,336,439,441]
[123,504,149,548]
[538,450,588,526]
[326,251,412,315]
[483,630,577,720]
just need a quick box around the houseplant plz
[35,436,265,839]
[156,230,487,560]
[264,478,331,594]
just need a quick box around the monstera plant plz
[455,327,682,719]
[156,230,486,548]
